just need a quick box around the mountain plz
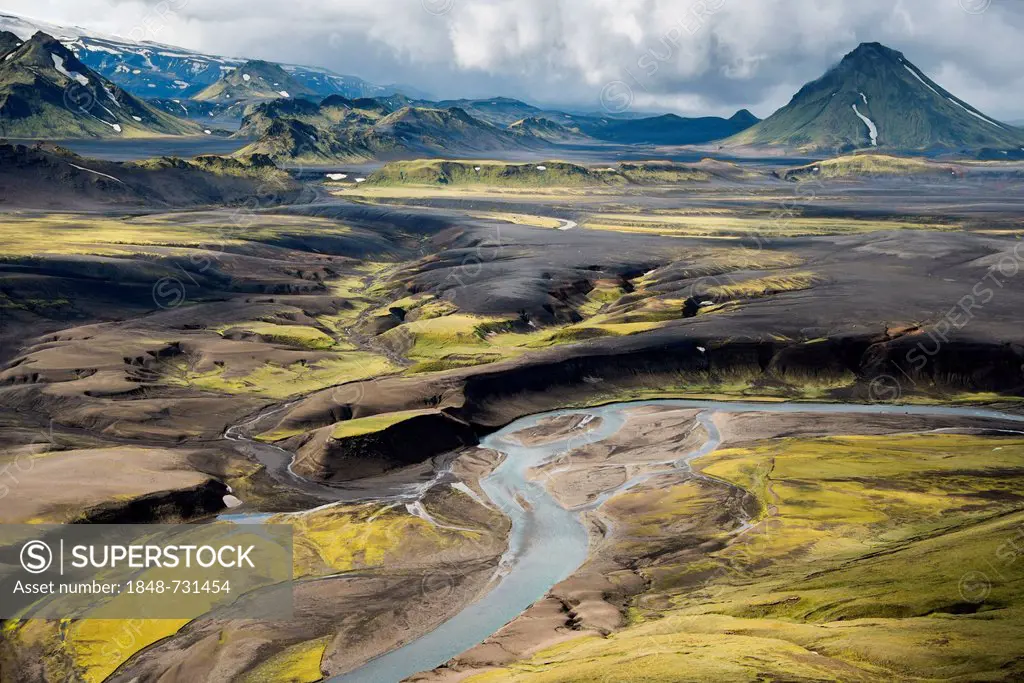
[0,12,411,100]
[728,109,761,128]
[391,98,759,146]
[0,29,20,55]
[508,116,584,142]
[235,95,396,139]
[236,92,760,164]
[583,109,759,145]
[375,106,531,151]
[0,31,200,138]
[193,60,315,104]
[146,97,244,130]
[235,117,374,162]
[727,42,1024,153]
[430,97,546,126]
[235,97,552,163]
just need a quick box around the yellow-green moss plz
[238,637,329,683]
[330,409,438,439]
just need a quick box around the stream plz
[228,399,1024,682]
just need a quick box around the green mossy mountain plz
[193,59,315,105]
[374,105,532,150]
[0,31,200,138]
[727,42,1024,153]
[508,116,583,142]
[235,96,551,163]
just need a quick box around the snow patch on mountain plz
[946,97,1004,129]
[101,84,121,107]
[852,104,878,146]
[69,163,123,183]
[50,53,89,86]
[901,62,943,99]
[78,42,121,55]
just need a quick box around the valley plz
[3,154,1024,681]
[2,6,1024,683]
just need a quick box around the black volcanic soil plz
[0,175,1023,487]
[4,174,1024,491]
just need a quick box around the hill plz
[0,31,200,138]
[726,42,1024,153]
[777,153,954,181]
[366,159,615,187]
[0,142,300,209]
[363,157,759,187]
[585,109,759,145]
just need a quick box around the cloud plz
[6,0,1024,119]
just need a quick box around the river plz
[282,398,1024,682]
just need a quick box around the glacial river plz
[329,399,1024,682]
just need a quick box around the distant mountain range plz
[1,14,1017,160]
[727,42,1024,153]
[0,29,758,152]
[0,11,761,154]
[0,31,200,138]
[231,94,760,163]
[234,96,566,162]
[588,110,759,145]
[0,12,410,100]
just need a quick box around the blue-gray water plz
[31,138,250,161]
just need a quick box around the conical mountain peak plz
[727,42,1023,152]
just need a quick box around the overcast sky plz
[5,0,1023,119]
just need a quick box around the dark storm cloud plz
[7,0,1024,118]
